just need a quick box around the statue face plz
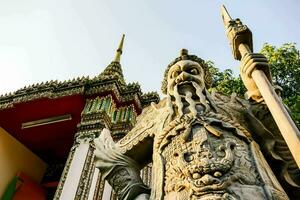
[167,60,205,97]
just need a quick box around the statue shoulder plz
[118,98,170,153]
[209,91,250,123]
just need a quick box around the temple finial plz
[99,34,126,84]
[114,34,125,63]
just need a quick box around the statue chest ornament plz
[158,116,279,200]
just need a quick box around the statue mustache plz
[167,81,210,117]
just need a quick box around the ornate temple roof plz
[0,35,160,164]
[0,74,159,110]
[0,34,160,111]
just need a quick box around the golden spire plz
[113,34,125,63]
[99,34,126,85]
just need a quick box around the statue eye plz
[171,71,179,78]
[188,68,198,75]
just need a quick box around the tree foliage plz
[261,43,300,125]
[208,43,300,126]
[207,61,245,97]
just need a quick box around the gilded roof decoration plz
[0,73,159,110]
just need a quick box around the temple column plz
[53,130,102,200]
[54,97,111,200]
[92,173,106,200]
[103,181,113,199]
[88,168,100,200]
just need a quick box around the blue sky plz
[0,0,299,96]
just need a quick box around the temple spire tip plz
[114,34,125,63]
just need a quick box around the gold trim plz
[22,114,72,129]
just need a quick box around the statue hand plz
[240,53,272,101]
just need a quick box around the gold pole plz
[113,34,125,63]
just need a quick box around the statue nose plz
[175,71,188,83]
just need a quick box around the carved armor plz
[158,115,288,200]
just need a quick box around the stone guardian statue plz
[94,9,300,200]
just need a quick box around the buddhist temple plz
[0,35,159,200]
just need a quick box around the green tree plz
[209,43,300,126]
[261,43,300,125]
[207,61,245,97]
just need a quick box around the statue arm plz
[94,129,150,200]
[94,100,168,200]
[247,100,300,196]
[240,53,300,198]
